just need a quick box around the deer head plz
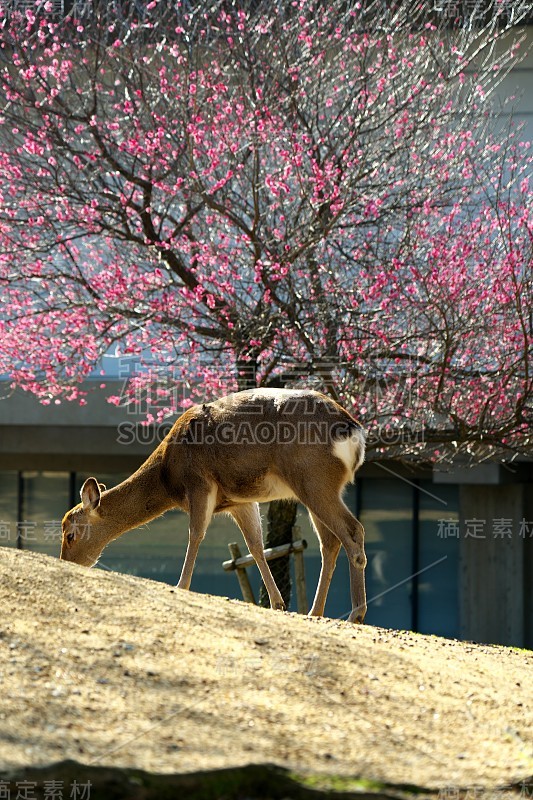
[60,478,109,566]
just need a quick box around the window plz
[19,471,70,555]
[0,471,18,548]
[418,481,459,638]
[361,478,414,629]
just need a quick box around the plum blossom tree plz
[0,0,531,469]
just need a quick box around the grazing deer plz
[61,388,367,622]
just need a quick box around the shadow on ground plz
[1,762,530,800]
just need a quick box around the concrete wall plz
[459,484,530,647]
[0,382,156,472]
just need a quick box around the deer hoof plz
[348,606,367,624]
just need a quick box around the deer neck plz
[98,457,175,539]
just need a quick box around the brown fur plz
[61,389,368,622]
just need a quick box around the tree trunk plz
[258,499,297,609]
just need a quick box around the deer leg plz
[291,477,367,623]
[348,557,367,624]
[177,486,217,591]
[229,503,286,611]
[317,504,366,623]
[307,511,342,617]
[320,505,366,623]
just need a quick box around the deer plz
[60,388,368,623]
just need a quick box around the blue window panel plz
[360,478,414,630]
[20,471,70,555]
[0,471,18,548]
[417,481,460,639]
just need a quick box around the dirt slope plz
[0,547,532,792]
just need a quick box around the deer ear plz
[81,478,102,511]
[98,483,107,492]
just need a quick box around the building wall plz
[460,484,527,647]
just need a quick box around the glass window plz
[0,471,18,548]
[418,481,460,638]
[20,471,70,555]
[360,478,414,630]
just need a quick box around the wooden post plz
[292,526,308,615]
[223,540,307,571]
[227,542,256,605]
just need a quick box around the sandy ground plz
[0,546,532,793]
